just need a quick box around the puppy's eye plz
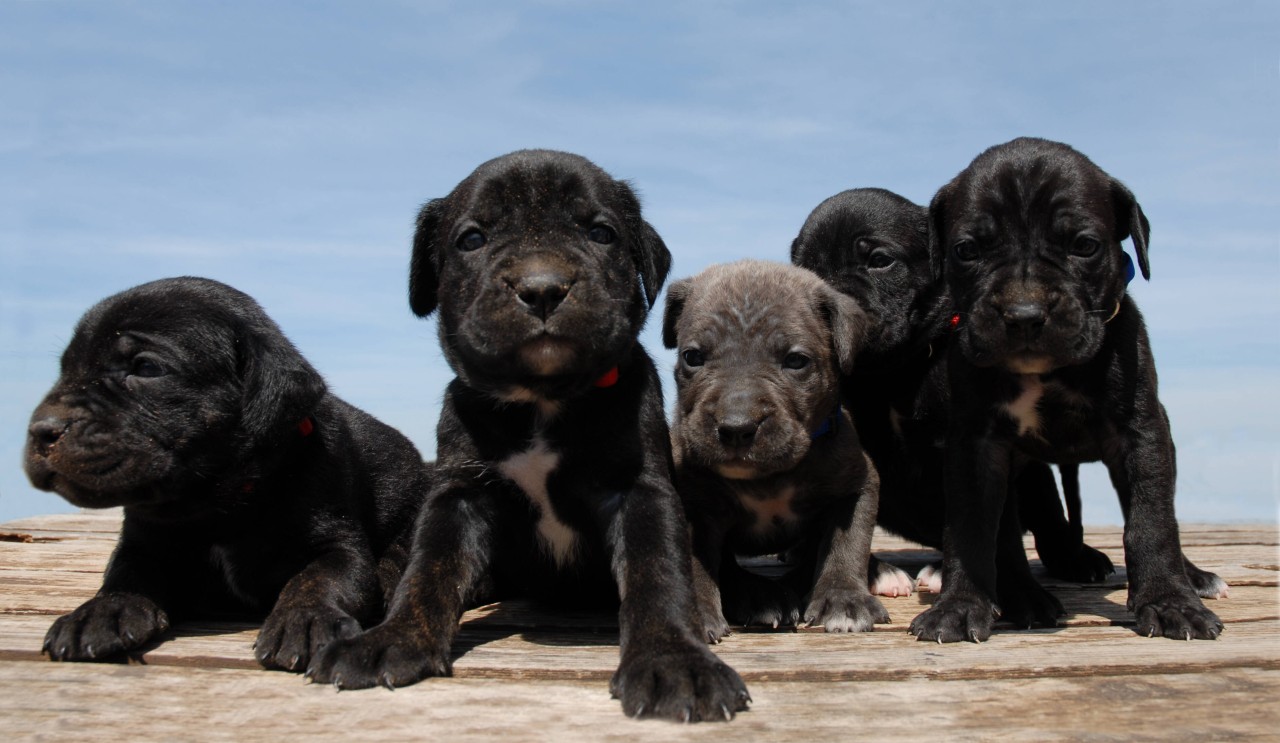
[783,352,810,370]
[1071,236,1102,257]
[867,250,896,269]
[681,348,705,367]
[587,225,616,245]
[129,357,165,378]
[457,229,487,252]
[953,240,979,262]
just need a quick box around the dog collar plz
[810,407,841,440]
[593,366,620,388]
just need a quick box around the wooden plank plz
[1,660,1276,742]
[3,611,1276,682]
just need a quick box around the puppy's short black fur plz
[308,150,750,722]
[792,188,1116,610]
[663,260,888,639]
[909,137,1226,643]
[24,277,428,670]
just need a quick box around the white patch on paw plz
[1198,574,1231,600]
[871,562,915,597]
[496,436,577,566]
[916,563,943,594]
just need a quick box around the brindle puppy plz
[664,260,888,640]
[24,277,428,670]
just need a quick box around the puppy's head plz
[663,260,864,480]
[23,278,326,509]
[929,137,1149,373]
[408,150,671,402]
[791,188,945,368]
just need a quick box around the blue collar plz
[1123,251,1136,285]
[811,407,841,440]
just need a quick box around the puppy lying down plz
[664,260,889,640]
[24,277,428,671]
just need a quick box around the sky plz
[1,1,1277,526]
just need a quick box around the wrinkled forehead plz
[686,270,826,341]
[952,152,1113,234]
[452,157,625,227]
[64,292,236,368]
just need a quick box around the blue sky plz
[2,1,1276,525]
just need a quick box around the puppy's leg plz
[608,479,750,722]
[689,525,733,643]
[1021,463,1114,582]
[994,493,1065,629]
[1105,413,1223,640]
[909,427,1006,643]
[803,452,889,632]
[254,538,381,672]
[44,525,175,661]
[307,485,494,688]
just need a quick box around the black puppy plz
[664,260,888,639]
[792,188,1115,605]
[308,150,750,722]
[24,277,428,670]
[910,137,1227,643]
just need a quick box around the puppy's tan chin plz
[715,462,760,480]
[1005,355,1056,375]
[519,338,577,375]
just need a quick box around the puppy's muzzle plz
[717,412,765,450]
[505,260,576,321]
[28,415,69,458]
[997,300,1051,343]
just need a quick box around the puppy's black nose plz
[28,416,67,456]
[1001,302,1047,335]
[717,416,761,448]
[513,272,572,320]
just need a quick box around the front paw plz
[610,644,751,722]
[44,593,169,661]
[255,604,362,672]
[697,603,732,644]
[307,622,451,689]
[909,594,998,643]
[1041,544,1116,583]
[804,587,889,632]
[997,579,1065,629]
[721,575,803,629]
[1131,592,1224,640]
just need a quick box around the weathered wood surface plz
[1,511,1277,741]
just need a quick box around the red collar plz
[593,366,620,388]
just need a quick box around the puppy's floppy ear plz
[239,324,327,442]
[661,277,693,349]
[635,221,672,308]
[409,199,446,317]
[1110,178,1151,280]
[818,284,866,375]
[927,181,955,282]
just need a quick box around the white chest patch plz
[740,485,799,534]
[1003,375,1045,438]
[496,437,577,567]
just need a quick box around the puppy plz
[308,150,750,722]
[791,188,1116,605]
[23,277,428,670]
[910,137,1227,643]
[663,260,888,640]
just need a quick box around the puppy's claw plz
[969,629,982,643]
[632,703,646,719]
[379,674,396,691]
[332,674,344,692]
[721,704,732,721]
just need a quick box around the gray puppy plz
[664,260,888,640]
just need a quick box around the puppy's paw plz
[1132,593,1224,641]
[870,560,915,597]
[1185,562,1230,600]
[43,593,169,662]
[909,595,998,643]
[916,562,943,594]
[1040,543,1116,583]
[697,605,732,644]
[610,644,751,722]
[997,581,1065,629]
[306,622,451,690]
[255,604,362,672]
[804,587,889,633]
[722,577,803,629]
